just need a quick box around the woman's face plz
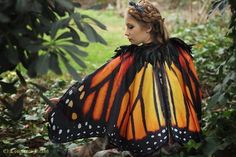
[124,13,153,45]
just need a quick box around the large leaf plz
[49,52,62,75]
[83,23,107,44]
[67,51,87,68]
[56,32,72,40]
[69,26,89,47]
[59,44,88,57]
[72,13,84,32]
[51,17,71,39]
[59,52,80,80]
[81,14,107,30]
[35,54,50,75]
[55,0,74,10]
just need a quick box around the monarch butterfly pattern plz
[48,38,202,156]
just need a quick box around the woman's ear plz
[145,24,152,33]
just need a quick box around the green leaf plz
[59,53,81,80]
[68,27,89,47]
[49,52,62,75]
[35,54,50,75]
[56,32,72,40]
[55,0,74,10]
[81,14,107,30]
[67,51,87,68]
[83,23,107,44]
[59,44,88,57]
[72,13,84,32]
[51,18,71,39]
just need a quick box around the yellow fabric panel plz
[165,63,186,128]
[153,69,166,127]
[142,63,159,132]
[171,64,185,93]
[129,67,145,105]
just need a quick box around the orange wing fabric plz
[48,39,202,156]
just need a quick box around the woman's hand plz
[44,98,60,121]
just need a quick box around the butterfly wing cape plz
[48,38,202,156]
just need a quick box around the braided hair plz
[128,0,169,45]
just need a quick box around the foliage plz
[171,0,236,156]
[0,8,126,157]
[0,0,107,120]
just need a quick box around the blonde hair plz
[128,0,169,45]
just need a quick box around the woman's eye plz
[128,25,134,29]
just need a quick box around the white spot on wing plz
[59,129,62,134]
[50,117,54,123]
[69,90,73,95]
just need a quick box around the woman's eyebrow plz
[126,23,133,26]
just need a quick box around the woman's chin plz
[129,41,139,45]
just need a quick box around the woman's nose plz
[124,29,129,37]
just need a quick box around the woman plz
[46,0,202,156]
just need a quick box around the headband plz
[129,1,144,13]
